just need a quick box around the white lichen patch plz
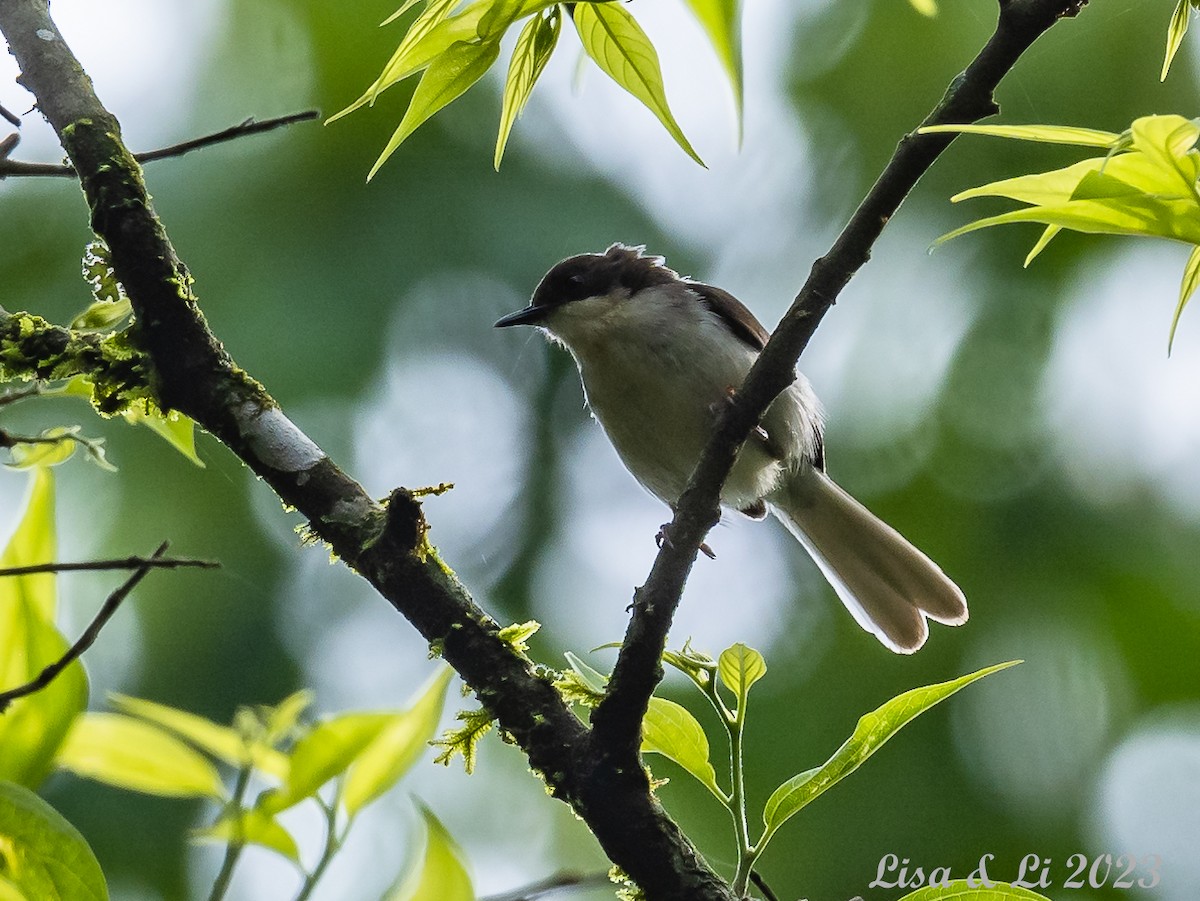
[236,401,325,473]
[327,496,373,525]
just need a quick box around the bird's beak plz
[494,305,548,328]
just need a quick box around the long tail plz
[767,468,967,654]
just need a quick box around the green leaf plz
[920,123,1120,147]
[938,195,1200,247]
[368,37,503,180]
[1170,244,1200,353]
[908,0,937,16]
[384,802,474,901]
[717,642,766,705]
[896,881,1053,901]
[343,667,453,816]
[328,0,483,126]
[382,0,429,28]
[1022,225,1061,266]
[261,712,393,812]
[641,697,723,801]
[110,694,289,781]
[0,781,108,901]
[121,405,203,468]
[0,876,29,901]
[4,429,78,470]
[681,0,742,129]
[572,2,704,166]
[760,661,1020,844]
[55,713,226,799]
[195,808,300,863]
[262,689,315,745]
[69,298,132,333]
[1163,0,1191,81]
[494,7,561,170]
[0,469,88,788]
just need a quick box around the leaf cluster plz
[563,642,1022,899]
[928,115,1200,351]
[329,0,745,177]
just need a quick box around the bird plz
[495,244,967,653]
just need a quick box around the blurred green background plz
[2,0,1199,899]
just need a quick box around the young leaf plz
[1170,244,1200,353]
[0,468,88,788]
[382,0,429,28]
[368,37,503,180]
[681,0,742,127]
[385,802,474,901]
[196,808,300,863]
[329,0,460,123]
[5,428,79,469]
[717,642,766,705]
[342,666,454,816]
[70,298,132,332]
[896,881,1053,901]
[262,689,315,744]
[760,661,1020,844]
[920,123,1120,148]
[494,7,561,170]
[56,713,226,800]
[0,781,108,901]
[572,2,704,166]
[1163,0,1191,82]
[110,694,289,781]
[121,405,204,468]
[261,712,393,812]
[641,697,724,801]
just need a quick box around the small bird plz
[495,244,967,653]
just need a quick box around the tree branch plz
[0,541,167,713]
[0,554,217,577]
[0,110,318,178]
[0,0,1088,897]
[589,0,1090,769]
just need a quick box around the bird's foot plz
[656,522,717,559]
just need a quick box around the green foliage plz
[926,114,1200,351]
[55,713,227,800]
[896,882,1052,901]
[384,802,474,901]
[758,660,1021,843]
[641,697,722,800]
[681,0,742,125]
[1161,0,1200,81]
[651,643,1019,896]
[0,781,108,901]
[0,468,87,788]
[331,0,734,176]
[36,663,452,894]
[572,2,703,166]
[494,7,561,170]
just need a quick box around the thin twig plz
[479,871,613,901]
[0,542,168,713]
[0,554,217,577]
[0,101,21,127]
[749,870,780,901]
[0,110,319,179]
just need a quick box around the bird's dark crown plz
[531,244,679,309]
